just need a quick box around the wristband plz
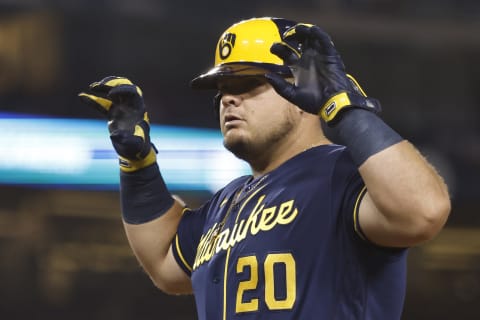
[120,162,174,224]
[328,108,403,165]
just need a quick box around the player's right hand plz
[78,76,156,172]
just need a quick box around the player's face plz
[217,76,300,161]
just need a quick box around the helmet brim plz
[190,62,292,90]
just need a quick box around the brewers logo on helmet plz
[190,17,300,90]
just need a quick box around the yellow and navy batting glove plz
[265,24,381,124]
[78,76,156,172]
[267,24,403,166]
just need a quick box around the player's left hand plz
[265,24,381,124]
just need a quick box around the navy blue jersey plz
[172,145,407,320]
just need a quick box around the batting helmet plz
[190,17,299,90]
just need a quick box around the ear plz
[213,92,222,120]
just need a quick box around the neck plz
[249,126,330,177]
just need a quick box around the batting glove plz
[265,24,381,124]
[79,76,156,172]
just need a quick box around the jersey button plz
[212,276,220,284]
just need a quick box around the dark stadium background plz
[0,1,479,319]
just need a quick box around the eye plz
[218,77,267,95]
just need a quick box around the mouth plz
[224,114,243,127]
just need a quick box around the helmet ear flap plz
[213,92,222,120]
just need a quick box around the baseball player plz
[79,17,450,319]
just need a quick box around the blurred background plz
[0,0,479,319]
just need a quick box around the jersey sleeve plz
[171,202,209,276]
[333,148,408,256]
[171,176,249,276]
[331,149,367,241]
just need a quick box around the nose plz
[220,93,242,108]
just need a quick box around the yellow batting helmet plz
[190,17,299,90]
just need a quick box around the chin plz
[223,138,250,161]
